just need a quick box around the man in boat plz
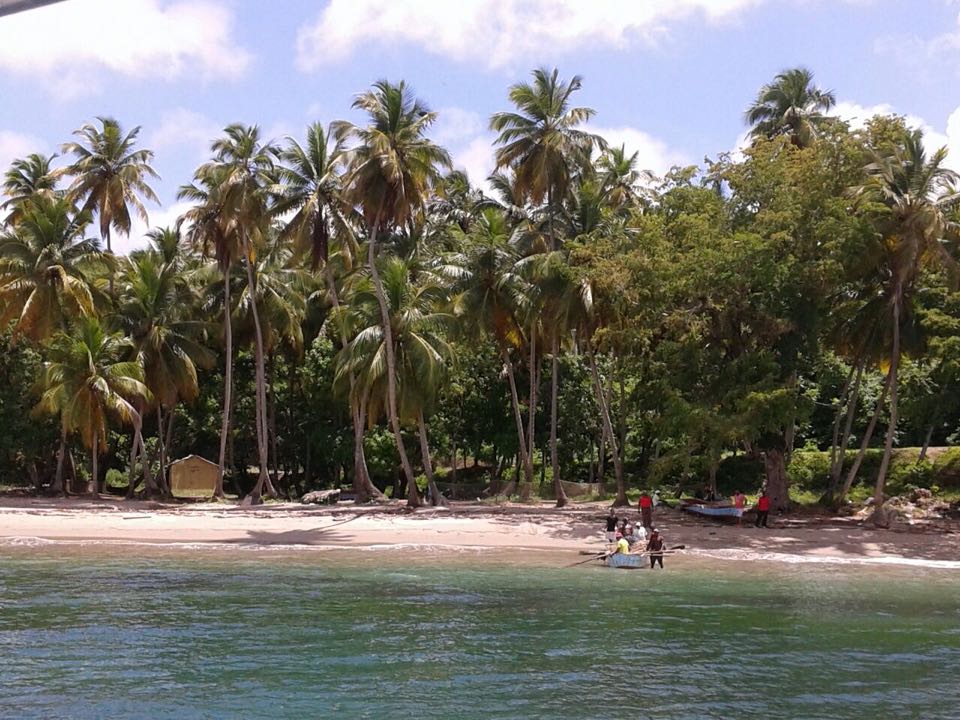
[733,490,747,527]
[626,523,647,549]
[615,534,630,556]
[755,490,770,528]
[646,529,665,569]
[605,508,619,544]
[639,491,653,530]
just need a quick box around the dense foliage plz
[1,68,958,521]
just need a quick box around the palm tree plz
[33,317,150,497]
[2,153,60,226]
[339,80,452,507]
[597,144,654,213]
[337,257,454,506]
[745,67,836,148]
[178,168,237,498]
[846,129,959,519]
[181,125,278,503]
[0,195,101,342]
[490,67,601,503]
[448,208,534,494]
[61,117,159,295]
[274,123,384,502]
[115,234,214,496]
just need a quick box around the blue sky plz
[1,0,958,253]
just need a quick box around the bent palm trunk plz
[417,410,447,507]
[550,335,567,508]
[216,266,233,500]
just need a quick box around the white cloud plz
[876,10,960,74]
[452,134,497,191]
[120,200,194,256]
[148,108,222,162]
[297,0,762,70]
[0,131,45,177]
[0,0,251,97]
[589,125,688,176]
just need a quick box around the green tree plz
[2,153,60,226]
[339,80,451,507]
[33,317,150,497]
[745,67,836,148]
[844,129,959,518]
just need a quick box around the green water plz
[1,546,958,720]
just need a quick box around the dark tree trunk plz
[587,343,626,506]
[872,290,902,524]
[763,447,788,512]
[838,364,894,507]
[52,426,67,496]
[216,266,233,499]
[523,323,537,501]
[918,425,934,463]
[501,345,535,491]
[551,335,567,508]
[827,361,864,499]
[366,206,419,507]
[417,410,447,507]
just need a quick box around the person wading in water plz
[646,529,665,569]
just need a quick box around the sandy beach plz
[0,497,957,569]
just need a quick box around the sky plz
[1,0,959,253]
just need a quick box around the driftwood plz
[301,489,341,505]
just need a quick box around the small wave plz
[693,548,960,570]
[0,536,59,547]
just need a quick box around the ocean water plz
[0,544,958,720]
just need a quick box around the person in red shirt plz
[638,492,653,529]
[755,490,770,528]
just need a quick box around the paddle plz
[566,544,687,567]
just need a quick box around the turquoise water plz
[1,546,958,719]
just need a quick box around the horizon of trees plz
[1,66,958,523]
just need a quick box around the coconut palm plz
[491,67,601,502]
[115,235,214,496]
[339,79,452,507]
[336,257,454,506]
[181,125,278,502]
[274,123,384,502]
[597,144,655,213]
[745,67,836,148]
[845,129,959,517]
[0,195,102,342]
[60,117,159,270]
[2,153,60,226]
[33,317,150,497]
[448,208,535,493]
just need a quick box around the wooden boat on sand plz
[680,501,743,519]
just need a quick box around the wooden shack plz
[168,455,218,498]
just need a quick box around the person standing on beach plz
[605,508,618,543]
[733,490,746,527]
[639,491,653,529]
[755,491,770,528]
[646,529,665,569]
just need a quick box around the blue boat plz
[604,553,643,569]
[681,503,743,519]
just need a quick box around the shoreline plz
[1,497,958,570]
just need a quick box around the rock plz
[868,504,899,529]
[301,489,340,505]
[908,487,933,503]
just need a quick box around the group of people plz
[732,489,770,527]
[604,504,666,569]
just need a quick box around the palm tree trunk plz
[587,342,626,506]
[366,207,420,507]
[417,410,447,507]
[91,431,99,499]
[241,242,275,503]
[918,425,934,463]
[215,266,232,500]
[325,263,383,503]
[838,362,894,506]
[268,351,280,490]
[53,426,67,496]
[126,424,142,499]
[872,291,902,519]
[827,360,864,498]
[523,324,537,501]
[550,334,567,508]
[500,345,535,490]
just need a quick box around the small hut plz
[168,455,218,498]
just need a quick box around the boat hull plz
[605,553,643,569]
[681,503,743,518]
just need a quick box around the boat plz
[604,553,643,569]
[681,502,743,519]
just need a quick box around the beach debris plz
[301,489,341,505]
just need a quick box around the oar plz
[566,552,609,568]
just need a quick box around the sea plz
[1,542,958,719]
